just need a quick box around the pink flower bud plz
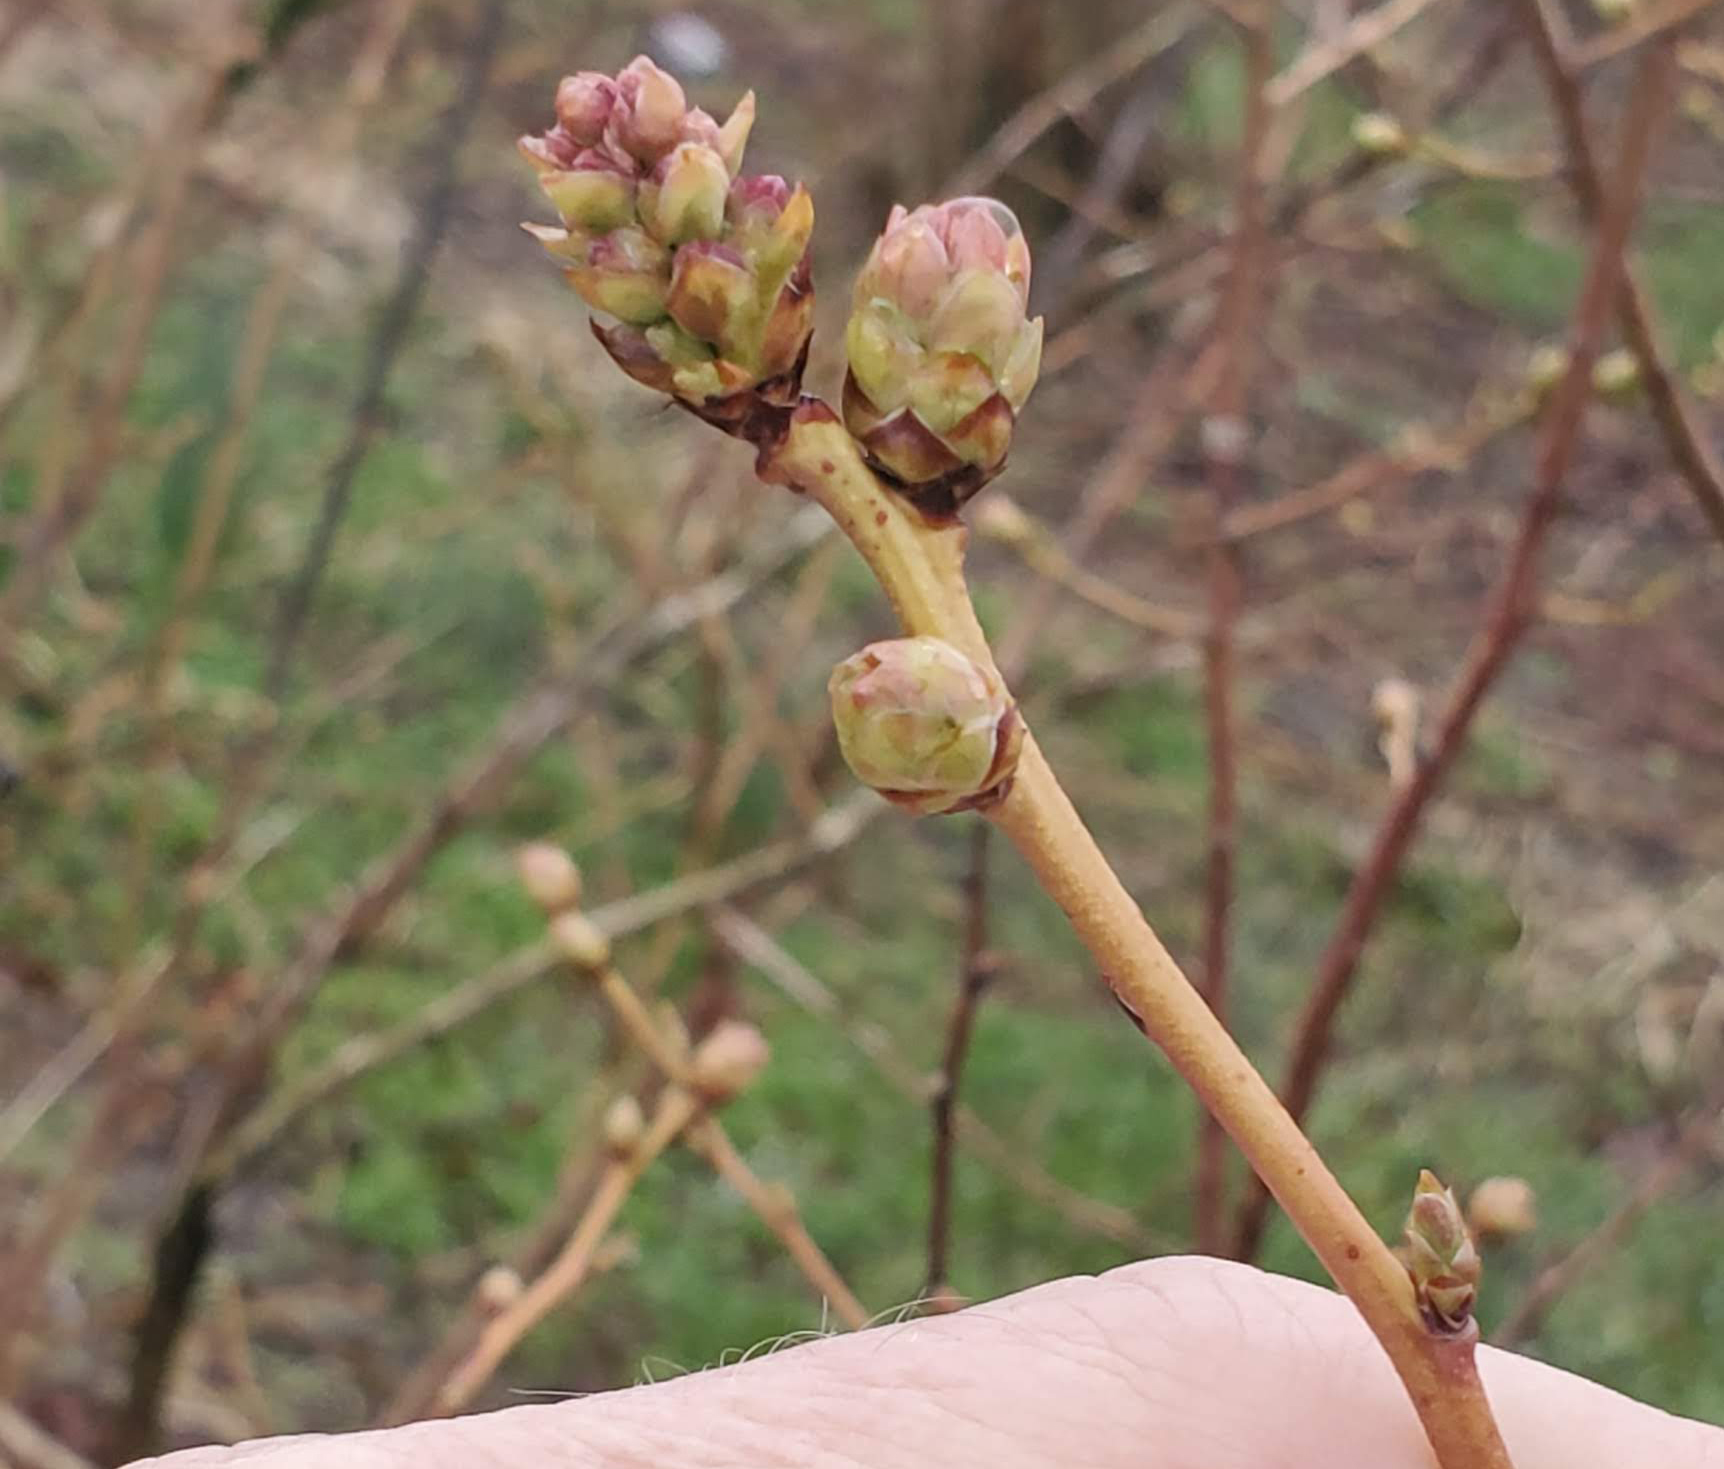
[555,72,619,146]
[609,54,688,164]
[829,637,1022,815]
[728,173,792,226]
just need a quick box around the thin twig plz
[1267,0,1445,108]
[1570,0,1720,69]
[683,1117,869,1329]
[993,342,1215,683]
[431,1086,701,1415]
[1220,388,1536,541]
[1193,3,1273,1257]
[0,1403,96,1469]
[561,932,870,1332]
[118,0,422,972]
[709,905,1163,1253]
[939,4,1200,199]
[0,23,248,662]
[1494,1099,1723,1347]
[1231,34,1680,1264]
[925,822,996,1302]
[205,789,878,1181]
[262,0,504,699]
[1522,0,1724,549]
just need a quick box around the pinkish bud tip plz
[555,71,619,146]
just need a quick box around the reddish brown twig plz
[1231,34,1680,1262]
[1521,0,1724,549]
[925,822,997,1303]
[0,21,248,664]
[1193,4,1273,1255]
[1570,0,1720,69]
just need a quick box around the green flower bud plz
[1402,1169,1481,1333]
[844,198,1043,509]
[828,637,1022,816]
[569,226,671,325]
[538,153,636,234]
[638,142,730,245]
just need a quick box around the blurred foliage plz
[1,0,1722,1449]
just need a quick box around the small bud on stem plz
[516,842,583,914]
[1402,1169,1482,1334]
[829,637,1022,815]
[550,911,611,971]
[690,1020,770,1103]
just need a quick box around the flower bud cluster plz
[519,57,813,412]
[844,198,1043,507]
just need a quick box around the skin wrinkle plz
[134,1258,1724,1469]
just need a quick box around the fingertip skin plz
[129,1258,1724,1469]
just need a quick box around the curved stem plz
[767,410,1513,1469]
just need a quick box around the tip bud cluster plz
[829,637,1022,815]
[520,56,812,415]
[1402,1169,1482,1333]
[845,198,1044,509]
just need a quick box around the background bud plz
[829,637,1022,816]
[1351,112,1408,155]
[515,842,582,914]
[475,1265,524,1315]
[1592,347,1642,402]
[602,1094,647,1158]
[1467,1176,1538,1240]
[551,911,611,971]
[691,1020,770,1102]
